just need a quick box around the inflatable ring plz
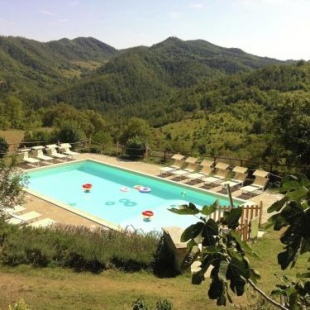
[119,198,129,203]
[82,183,92,192]
[142,210,154,222]
[134,185,143,190]
[139,187,151,193]
[105,201,115,206]
[124,201,137,207]
[120,187,129,192]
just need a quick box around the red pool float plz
[142,210,154,222]
[82,183,93,192]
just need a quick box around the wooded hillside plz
[0,35,309,172]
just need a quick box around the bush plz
[0,136,9,158]
[0,222,160,273]
[20,130,55,148]
[125,136,146,159]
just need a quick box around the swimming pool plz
[26,159,246,233]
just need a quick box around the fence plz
[4,138,309,179]
[206,202,263,241]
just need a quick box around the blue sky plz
[0,0,309,60]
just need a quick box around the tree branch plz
[247,279,288,310]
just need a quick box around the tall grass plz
[0,220,160,273]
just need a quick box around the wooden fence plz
[206,202,263,242]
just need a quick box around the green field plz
[0,227,305,310]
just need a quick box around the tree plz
[0,157,27,210]
[55,120,86,146]
[0,137,9,158]
[119,117,151,145]
[272,92,310,166]
[170,174,310,309]
[267,174,310,308]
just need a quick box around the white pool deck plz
[19,153,283,230]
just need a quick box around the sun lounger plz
[221,166,248,189]
[160,154,185,176]
[46,144,68,161]
[28,218,55,228]
[6,211,42,225]
[240,169,269,196]
[18,151,40,166]
[1,205,26,215]
[171,156,198,180]
[31,146,53,163]
[186,159,214,184]
[202,162,230,187]
[59,143,80,159]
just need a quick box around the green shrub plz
[155,299,173,310]
[0,222,160,273]
[0,136,9,158]
[132,298,149,310]
[8,299,30,310]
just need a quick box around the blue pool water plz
[26,160,244,233]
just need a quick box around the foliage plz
[0,222,160,273]
[132,298,150,310]
[0,157,27,210]
[124,136,146,159]
[267,174,310,308]
[0,136,9,158]
[131,298,173,310]
[168,200,260,306]
[8,299,30,310]
[1,35,310,173]
[21,129,55,148]
[54,120,86,145]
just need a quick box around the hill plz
[0,36,118,107]
[51,36,283,114]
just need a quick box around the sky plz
[0,0,309,61]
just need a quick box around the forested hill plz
[0,36,118,106]
[51,36,283,112]
[0,35,283,110]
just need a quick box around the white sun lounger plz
[18,151,40,166]
[31,146,53,163]
[186,159,214,184]
[46,144,68,161]
[202,162,230,186]
[171,156,198,180]
[59,143,80,159]
[160,154,185,176]
[240,169,269,196]
[6,211,42,225]
[221,166,248,189]
[1,205,26,215]
[28,218,55,228]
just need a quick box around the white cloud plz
[40,10,54,16]
[168,11,183,18]
[187,3,204,9]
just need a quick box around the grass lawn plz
[0,129,24,152]
[0,226,307,310]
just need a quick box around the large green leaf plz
[202,219,219,246]
[281,201,304,225]
[278,247,299,270]
[223,207,242,229]
[231,232,260,259]
[191,271,205,285]
[168,202,200,215]
[287,187,309,202]
[181,221,205,242]
[300,237,310,254]
[267,196,288,213]
[200,200,219,216]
